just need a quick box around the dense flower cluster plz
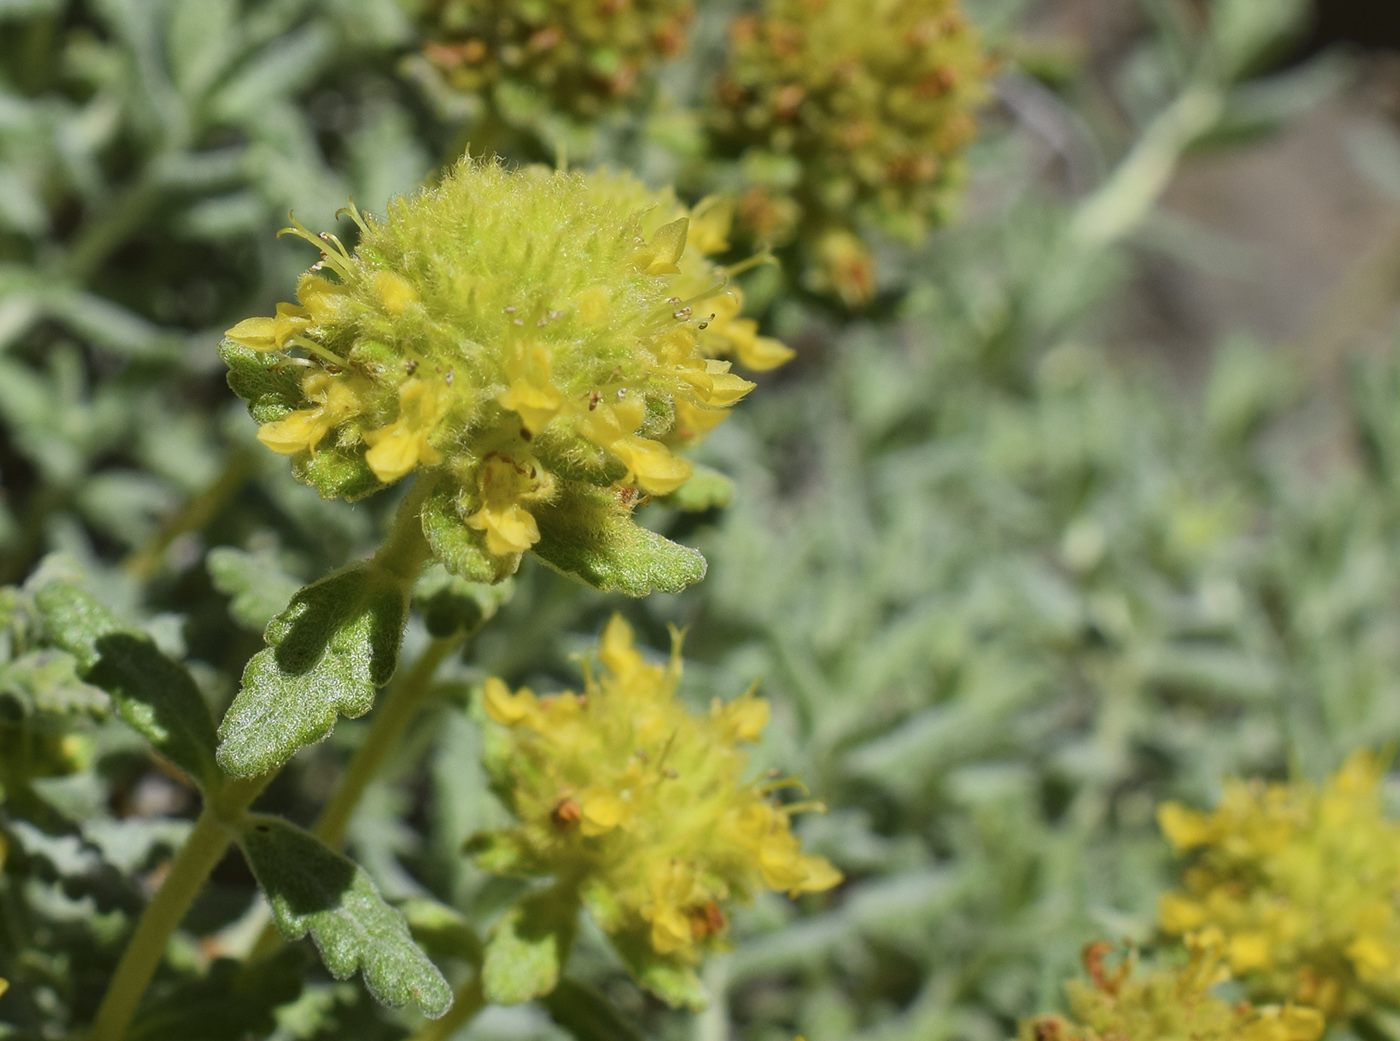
[419,0,694,121]
[222,160,788,591]
[1019,934,1324,1041]
[708,0,988,306]
[1157,751,1400,1017]
[471,614,841,1002]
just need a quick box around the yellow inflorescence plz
[420,0,693,120]
[474,615,840,995]
[1019,934,1324,1041]
[222,160,789,587]
[710,0,989,306]
[1156,751,1400,1017]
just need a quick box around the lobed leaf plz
[216,562,410,777]
[34,584,220,789]
[532,486,706,597]
[237,815,452,1017]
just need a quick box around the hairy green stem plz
[374,475,439,584]
[315,634,465,849]
[88,773,274,1041]
[411,975,485,1041]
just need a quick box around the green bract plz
[222,159,780,596]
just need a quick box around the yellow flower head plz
[472,614,841,1005]
[1018,935,1325,1041]
[418,0,693,122]
[709,0,990,306]
[1156,751,1400,1017]
[222,160,788,594]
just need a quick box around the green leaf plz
[658,464,733,512]
[420,485,521,585]
[236,815,452,1017]
[219,340,303,425]
[541,979,649,1041]
[481,889,578,1005]
[34,584,220,789]
[0,650,108,716]
[216,563,409,777]
[291,444,385,503]
[206,546,302,631]
[532,486,706,597]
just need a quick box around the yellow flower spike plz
[1157,750,1400,1017]
[499,346,564,435]
[1018,938,1325,1041]
[223,161,783,592]
[224,302,310,352]
[472,614,841,1006]
[0,979,7,1001]
[363,379,451,483]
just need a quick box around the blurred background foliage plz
[7,0,1400,1039]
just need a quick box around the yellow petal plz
[688,196,734,256]
[465,502,540,556]
[364,429,421,483]
[257,409,333,455]
[225,316,281,351]
[736,334,795,372]
[636,216,689,275]
[579,790,627,836]
[599,614,643,678]
[482,676,535,726]
[610,437,692,495]
[1157,802,1214,852]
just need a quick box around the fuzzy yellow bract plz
[1018,934,1324,1041]
[420,0,693,120]
[710,0,989,306]
[474,615,840,998]
[222,159,788,590]
[1156,751,1400,1017]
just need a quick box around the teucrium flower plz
[418,0,694,121]
[1019,934,1324,1041]
[470,614,841,1006]
[709,0,989,306]
[1156,751,1400,1017]
[222,159,788,596]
